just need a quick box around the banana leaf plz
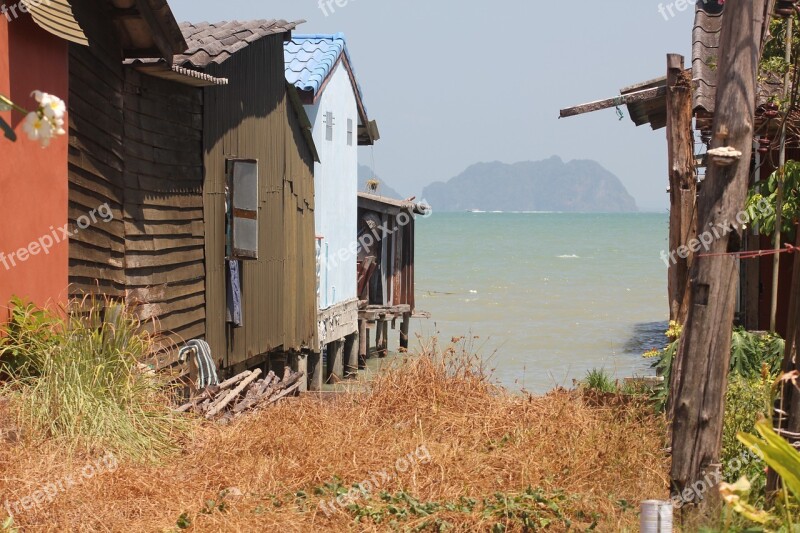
[738,420,800,501]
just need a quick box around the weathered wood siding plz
[67,11,206,355]
[68,32,126,298]
[122,70,205,344]
[203,34,317,368]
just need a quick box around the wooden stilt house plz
[356,193,429,362]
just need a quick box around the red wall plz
[0,15,69,320]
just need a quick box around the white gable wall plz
[306,61,359,311]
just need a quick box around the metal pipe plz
[771,16,794,332]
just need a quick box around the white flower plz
[31,90,45,104]
[40,93,65,120]
[22,111,53,147]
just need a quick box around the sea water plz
[407,212,670,393]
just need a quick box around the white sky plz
[169,0,695,211]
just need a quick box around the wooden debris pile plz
[176,367,305,421]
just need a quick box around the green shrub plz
[583,368,617,393]
[722,375,772,487]
[1,298,187,462]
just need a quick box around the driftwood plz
[177,367,306,421]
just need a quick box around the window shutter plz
[230,159,259,260]
[347,118,353,146]
[325,111,334,141]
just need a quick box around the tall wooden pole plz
[666,54,698,326]
[670,0,771,504]
[665,53,698,420]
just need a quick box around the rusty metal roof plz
[175,20,304,68]
[692,2,724,114]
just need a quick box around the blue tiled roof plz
[284,33,367,113]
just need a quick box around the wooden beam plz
[666,54,699,326]
[670,0,770,510]
[559,86,667,119]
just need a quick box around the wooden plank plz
[125,245,204,269]
[124,219,204,238]
[559,86,667,119]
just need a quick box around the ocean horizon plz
[406,211,670,393]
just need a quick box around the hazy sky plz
[169,1,695,211]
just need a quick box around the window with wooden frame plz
[227,159,259,260]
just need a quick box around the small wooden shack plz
[355,193,429,364]
[128,20,321,383]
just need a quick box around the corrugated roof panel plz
[692,3,724,113]
[25,0,88,46]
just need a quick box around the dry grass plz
[0,339,670,532]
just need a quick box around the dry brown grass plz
[0,339,670,532]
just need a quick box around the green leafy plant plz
[731,328,785,379]
[583,368,617,393]
[0,297,61,378]
[0,297,187,462]
[720,419,800,530]
[746,161,800,238]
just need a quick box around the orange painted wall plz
[0,14,69,320]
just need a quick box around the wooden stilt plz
[400,313,410,350]
[358,320,368,368]
[376,320,386,357]
[308,351,323,391]
[295,353,308,393]
[327,341,344,382]
[382,321,389,357]
[345,333,359,378]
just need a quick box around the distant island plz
[421,157,638,213]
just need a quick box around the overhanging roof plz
[27,0,188,62]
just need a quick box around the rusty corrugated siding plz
[203,34,317,368]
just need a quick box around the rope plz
[697,243,798,259]
[613,96,625,121]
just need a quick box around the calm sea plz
[405,212,671,393]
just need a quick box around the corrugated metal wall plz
[203,35,317,368]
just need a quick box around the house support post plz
[345,332,359,378]
[308,351,323,391]
[670,0,768,512]
[400,313,411,350]
[666,53,698,327]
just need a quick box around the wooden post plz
[344,332,359,378]
[293,353,309,393]
[665,53,698,421]
[327,341,344,382]
[308,351,323,391]
[381,321,389,357]
[376,320,386,357]
[358,319,368,367]
[768,229,800,493]
[400,313,411,350]
[665,53,697,326]
[670,0,770,508]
